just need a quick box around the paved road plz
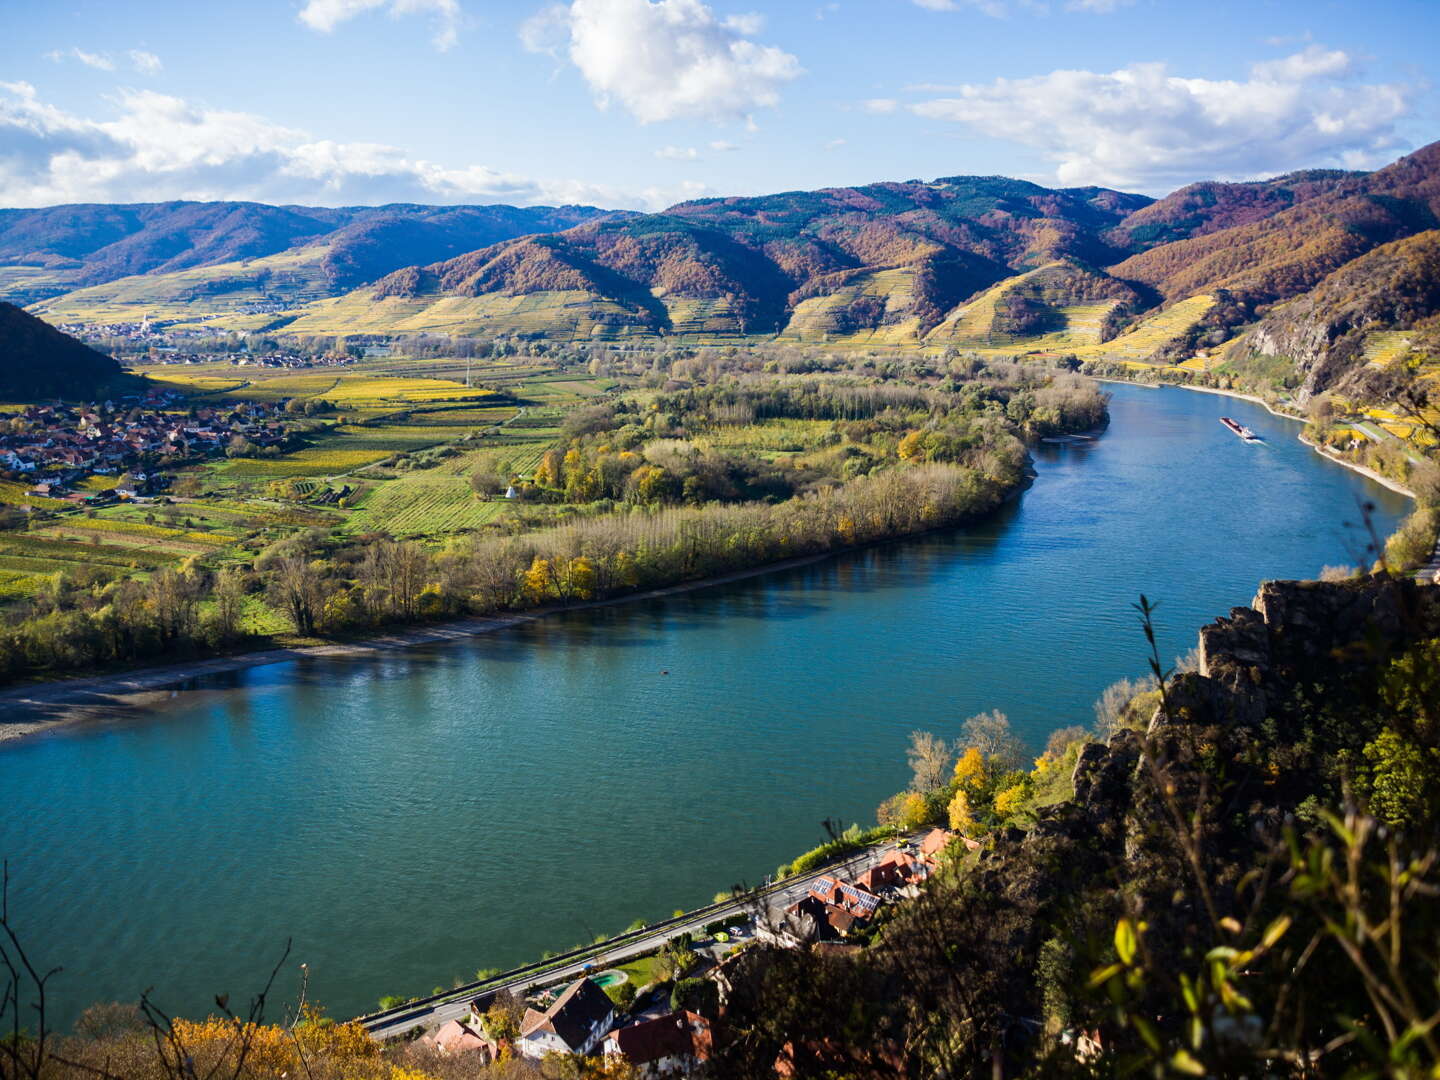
[1350,420,1429,469]
[360,842,900,1040]
[1417,538,1440,584]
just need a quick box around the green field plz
[0,356,626,612]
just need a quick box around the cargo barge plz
[1220,416,1262,442]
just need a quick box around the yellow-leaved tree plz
[947,789,973,833]
[953,746,990,795]
[522,556,552,602]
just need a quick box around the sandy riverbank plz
[0,552,837,745]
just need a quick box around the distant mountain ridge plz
[0,201,618,307]
[12,141,1440,415]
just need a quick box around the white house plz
[517,976,615,1060]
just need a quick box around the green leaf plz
[1179,974,1199,1014]
[1115,918,1138,966]
[1261,914,1292,950]
[1169,1048,1206,1076]
[1088,962,1124,989]
[1131,1015,1162,1053]
[1187,1016,1204,1051]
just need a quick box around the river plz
[0,383,1409,1029]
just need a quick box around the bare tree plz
[1092,676,1158,739]
[958,710,1025,773]
[209,568,247,643]
[270,556,324,636]
[907,731,953,794]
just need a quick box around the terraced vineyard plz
[1075,295,1215,362]
[923,275,1011,348]
[1362,331,1415,368]
[276,288,658,342]
[32,246,336,326]
[779,268,925,346]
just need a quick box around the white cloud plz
[911,0,1132,13]
[903,48,1412,190]
[522,0,802,124]
[298,0,461,51]
[708,139,739,151]
[1251,44,1351,82]
[654,145,699,159]
[909,0,1023,15]
[129,50,163,75]
[0,81,697,210]
[46,47,115,71]
[864,98,898,113]
[824,137,845,150]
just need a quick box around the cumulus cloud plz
[0,81,698,210]
[46,47,115,71]
[708,139,739,151]
[521,0,802,124]
[298,0,461,50]
[129,50,163,75]
[903,48,1412,190]
[655,145,699,159]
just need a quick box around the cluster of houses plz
[229,350,354,369]
[760,828,956,949]
[422,976,713,1077]
[415,830,960,1077]
[0,398,289,500]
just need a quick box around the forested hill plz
[0,302,123,398]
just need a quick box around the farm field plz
[0,352,634,619]
[696,418,838,459]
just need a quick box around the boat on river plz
[1220,416,1262,442]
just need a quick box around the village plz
[0,395,291,502]
[396,828,958,1077]
[56,320,362,369]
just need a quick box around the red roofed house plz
[855,849,927,894]
[602,1011,712,1076]
[807,875,881,922]
[423,1018,497,1062]
[517,976,616,1059]
[919,827,959,866]
[761,875,883,947]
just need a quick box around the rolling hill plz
[0,302,124,399]
[276,176,1158,343]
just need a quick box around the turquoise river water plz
[0,383,1410,1028]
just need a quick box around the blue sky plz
[2,0,1437,210]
